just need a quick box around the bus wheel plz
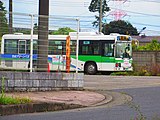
[85,62,97,75]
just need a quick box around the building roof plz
[132,35,160,43]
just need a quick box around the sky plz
[1,0,160,36]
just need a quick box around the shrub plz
[137,39,160,51]
[0,96,31,105]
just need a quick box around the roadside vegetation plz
[133,39,160,51]
[0,76,31,105]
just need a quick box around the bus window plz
[33,40,38,54]
[25,40,38,54]
[80,40,92,55]
[26,40,30,54]
[82,46,92,54]
[116,42,132,58]
[70,41,76,55]
[18,40,26,54]
[103,43,114,57]
[49,40,65,55]
[4,39,18,54]
[48,40,55,55]
[92,41,100,55]
[79,40,100,55]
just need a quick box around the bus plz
[0,32,133,74]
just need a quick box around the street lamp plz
[138,27,146,35]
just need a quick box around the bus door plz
[17,40,27,69]
[18,40,26,54]
[101,41,115,71]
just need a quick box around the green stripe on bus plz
[71,55,132,63]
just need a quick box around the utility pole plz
[99,0,102,33]
[37,0,49,72]
[9,0,13,33]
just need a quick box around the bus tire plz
[84,62,97,75]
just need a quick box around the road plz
[1,75,160,120]
[84,75,160,90]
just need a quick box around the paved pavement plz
[6,90,113,107]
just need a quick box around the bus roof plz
[2,32,131,41]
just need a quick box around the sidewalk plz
[0,90,113,116]
[6,90,112,107]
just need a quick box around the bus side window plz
[4,39,18,54]
[18,40,26,54]
[79,40,92,55]
[92,41,100,55]
[103,43,114,57]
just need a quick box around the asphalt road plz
[1,75,160,120]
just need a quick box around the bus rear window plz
[4,39,18,54]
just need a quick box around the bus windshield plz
[115,42,132,59]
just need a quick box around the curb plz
[0,102,85,116]
[89,91,113,107]
[0,91,113,116]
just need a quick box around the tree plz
[88,0,110,28]
[51,27,75,35]
[0,1,8,37]
[103,20,138,35]
[37,0,49,72]
[9,0,13,33]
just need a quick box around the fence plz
[132,51,160,73]
[0,12,80,72]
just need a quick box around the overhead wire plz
[1,0,160,35]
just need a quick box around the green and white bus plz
[0,32,132,74]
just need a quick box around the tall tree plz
[88,0,110,31]
[9,0,13,33]
[37,0,49,72]
[103,20,138,35]
[0,1,8,37]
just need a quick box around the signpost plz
[66,36,71,73]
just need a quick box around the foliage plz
[88,0,110,27]
[0,1,8,37]
[51,27,76,35]
[110,71,129,76]
[137,39,160,51]
[103,20,138,35]
[0,96,31,105]
[13,28,30,34]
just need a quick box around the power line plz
[1,0,160,35]
[3,0,160,17]
[109,7,160,17]
[131,0,160,3]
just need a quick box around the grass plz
[110,71,133,76]
[0,95,31,105]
